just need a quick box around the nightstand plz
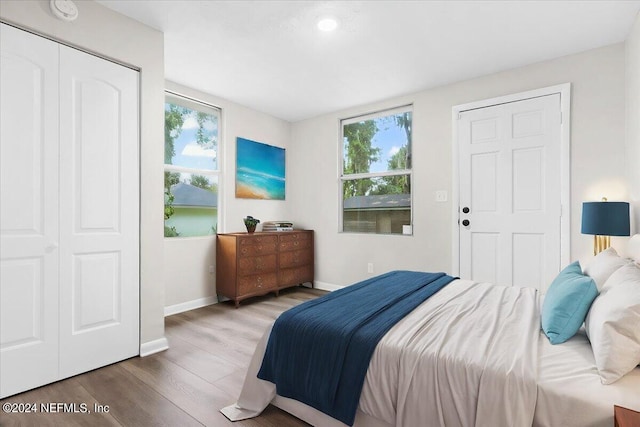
[615,405,640,427]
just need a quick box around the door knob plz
[462,207,470,214]
[462,219,470,226]
[45,243,59,253]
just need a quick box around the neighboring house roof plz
[170,183,217,208]
[343,194,410,210]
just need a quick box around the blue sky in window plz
[345,114,410,173]
[168,107,218,171]
[370,119,408,173]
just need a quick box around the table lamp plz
[581,199,630,255]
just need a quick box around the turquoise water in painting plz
[236,138,285,200]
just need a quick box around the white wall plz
[0,1,166,350]
[627,13,640,234]
[3,1,634,320]
[289,44,627,288]
[163,81,291,311]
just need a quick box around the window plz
[164,92,220,238]
[340,106,412,234]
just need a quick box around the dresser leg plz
[235,300,240,309]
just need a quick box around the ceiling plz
[97,1,640,122]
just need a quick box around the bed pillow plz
[542,261,598,345]
[584,262,640,384]
[582,247,630,291]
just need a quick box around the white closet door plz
[58,45,139,377]
[0,24,60,398]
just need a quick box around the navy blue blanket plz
[257,270,456,426]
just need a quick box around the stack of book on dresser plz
[262,221,294,232]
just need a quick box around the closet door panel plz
[0,23,60,399]
[58,45,139,378]
[75,78,121,231]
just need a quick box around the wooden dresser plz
[216,230,314,307]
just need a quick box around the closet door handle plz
[45,243,59,253]
[462,219,470,227]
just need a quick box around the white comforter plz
[222,279,541,427]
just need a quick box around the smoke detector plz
[50,0,79,22]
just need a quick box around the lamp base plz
[594,235,611,255]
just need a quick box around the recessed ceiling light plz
[317,17,338,32]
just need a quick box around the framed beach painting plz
[236,137,286,200]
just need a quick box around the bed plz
[222,236,640,427]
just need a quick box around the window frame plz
[164,90,222,239]
[339,104,413,235]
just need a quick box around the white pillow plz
[582,247,631,291]
[584,262,640,384]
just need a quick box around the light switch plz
[435,190,448,202]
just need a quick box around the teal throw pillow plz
[542,261,598,345]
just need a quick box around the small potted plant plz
[243,216,260,233]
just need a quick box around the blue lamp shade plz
[581,202,630,236]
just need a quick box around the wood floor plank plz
[211,368,248,400]
[160,333,239,384]
[164,315,254,369]
[0,287,325,427]
[120,355,234,427]
[183,303,274,330]
[0,377,122,427]
[76,364,202,427]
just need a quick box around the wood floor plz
[0,287,326,427]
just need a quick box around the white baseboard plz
[164,296,218,317]
[314,281,344,292]
[140,337,169,357]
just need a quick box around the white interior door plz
[58,45,139,378]
[0,24,60,399]
[1,24,139,398]
[458,94,562,290]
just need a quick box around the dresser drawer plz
[238,254,277,275]
[279,265,313,287]
[279,249,313,268]
[239,243,277,257]
[238,235,278,246]
[279,238,312,252]
[238,273,277,295]
[279,232,311,243]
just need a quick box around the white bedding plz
[223,279,541,426]
[360,279,540,427]
[535,327,640,427]
[222,278,640,426]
